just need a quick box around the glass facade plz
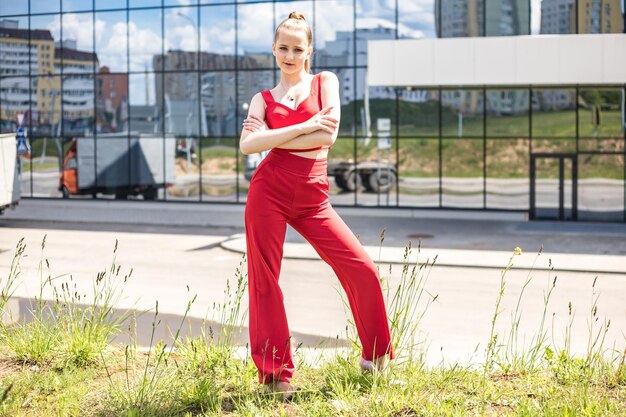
[0,0,624,221]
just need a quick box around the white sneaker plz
[359,358,376,372]
[359,356,389,373]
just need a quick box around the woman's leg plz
[290,203,395,362]
[245,165,295,384]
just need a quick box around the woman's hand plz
[301,106,338,135]
[242,115,268,132]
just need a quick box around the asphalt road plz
[1,204,625,366]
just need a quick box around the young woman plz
[240,12,394,397]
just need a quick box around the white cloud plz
[236,4,274,53]
[199,24,235,55]
[357,0,395,19]
[128,21,163,71]
[398,0,437,15]
[315,1,354,49]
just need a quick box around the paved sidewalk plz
[4,199,626,274]
[221,235,626,274]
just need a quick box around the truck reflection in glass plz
[59,133,176,200]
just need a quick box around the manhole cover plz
[407,233,434,239]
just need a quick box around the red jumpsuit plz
[245,72,394,384]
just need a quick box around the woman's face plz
[272,28,311,74]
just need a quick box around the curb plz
[220,236,626,274]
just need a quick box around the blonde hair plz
[274,11,313,73]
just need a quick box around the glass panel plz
[169,133,201,202]
[62,73,96,137]
[578,0,624,34]
[129,72,159,133]
[29,75,60,137]
[163,74,200,136]
[96,0,126,10]
[202,71,236,138]
[355,136,398,207]
[579,138,624,153]
[533,156,560,219]
[441,89,484,137]
[237,2,274,69]
[356,1,396,65]
[439,0,484,37]
[335,67,360,137]
[95,11,128,72]
[328,137,356,204]
[0,2,28,15]
[532,138,576,153]
[165,6,198,70]
[485,0,530,36]
[165,0,197,5]
[399,88,439,137]
[366,81,396,137]
[130,0,162,7]
[537,0,576,34]
[26,136,63,198]
[96,71,128,133]
[30,14,59,76]
[486,138,529,209]
[578,88,625,140]
[31,0,60,14]
[442,138,483,208]
[399,0,437,39]
[0,76,35,134]
[0,16,31,77]
[398,138,440,207]
[198,136,237,201]
[200,5,235,69]
[486,89,529,137]
[63,0,92,12]
[315,0,353,68]
[531,88,576,137]
[237,69,274,124]
[55,13,99,76]
[129,8,162,72]
[578,154,624,222]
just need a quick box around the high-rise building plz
[541,0,622,34]
[96,66,128,133]
[0,21,55,130]
[55,40,99,134]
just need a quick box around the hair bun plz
[288,11,306,21]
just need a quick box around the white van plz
[0,133,21,214]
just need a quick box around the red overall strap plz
[261,90,274,106]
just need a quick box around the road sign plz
[16,122,30,156]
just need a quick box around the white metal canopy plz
[367,34,626,87]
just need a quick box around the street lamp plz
[177,12,198,60]
[177,12,199,158]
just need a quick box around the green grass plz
[1,239,625,416]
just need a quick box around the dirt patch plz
[175,157,237,176]
[0,356,25,380]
